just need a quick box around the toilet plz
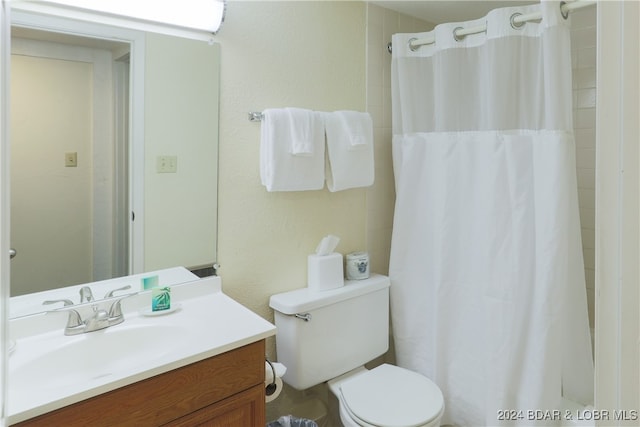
[269,274,444,427]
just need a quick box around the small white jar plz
[346,252,370,280]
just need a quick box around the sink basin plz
[7,275,276,425]
[11,323,188,392]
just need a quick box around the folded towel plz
[288,108,315,156]
[324,111,375,192]
[260,108,325,192]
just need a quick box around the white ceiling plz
[370,0,538,25]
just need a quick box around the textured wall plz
[215,1,367,359]
[366,4,430,278]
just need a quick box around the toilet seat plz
[339,364,444,427]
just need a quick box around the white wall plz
[143,33,219,271]
[10,54,93,294]
[215,1,367,339]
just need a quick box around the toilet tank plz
[269,274,390,390]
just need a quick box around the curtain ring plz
[453,27,465,42]
[408,37,419,51]
[510,13,525,29]
[559,1,570,19]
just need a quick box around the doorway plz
[9,30,130,296]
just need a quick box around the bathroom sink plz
[11,323,187,392]
[7,275,276,425]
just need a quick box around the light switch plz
[65,152,78,167]
[157,155,178,173]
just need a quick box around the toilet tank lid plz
[269,274,390,315]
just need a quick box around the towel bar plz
[248,111,264,122]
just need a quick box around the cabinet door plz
[14,341,265,426]
[165,383,265,427]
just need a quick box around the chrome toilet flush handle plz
[294,313,312,322]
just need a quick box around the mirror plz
[8,10,219,305]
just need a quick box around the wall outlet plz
[65,152,78,167]
[156,155,177,173]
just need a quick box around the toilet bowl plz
[328,365,444,427]
[269,275,445,427]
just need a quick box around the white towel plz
[260,108,325,192]
[287,108,315,156]
[324,111,375,192]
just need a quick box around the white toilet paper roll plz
[265,361,286,403]
[265,376,283,403]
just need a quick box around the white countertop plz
[7,275,276,425]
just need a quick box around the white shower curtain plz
[389,2,593,426]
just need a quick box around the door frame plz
[9,10,146,276]
[0,0,12,423]
[10,37,120,288]
[594,0,640,420]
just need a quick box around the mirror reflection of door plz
[10,31,130,296]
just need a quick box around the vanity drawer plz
[14,340,265,427]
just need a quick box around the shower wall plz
[571,6,597,329]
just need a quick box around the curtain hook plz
[453,27,465,42]
[559,1,570,19]
[510,13,525,29]
[408,37,419,52]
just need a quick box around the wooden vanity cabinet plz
[14,340,266,427]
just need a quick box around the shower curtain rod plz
[393,0,596,53]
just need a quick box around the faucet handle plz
[104,284,132,299]
[43,300,83,332]
[43,299,74,307]
[107,292,135,320]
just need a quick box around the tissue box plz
[308,253,344,292]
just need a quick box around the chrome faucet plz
[84,306,111,332]
[79,286,94,303]
[43,285,134,335]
